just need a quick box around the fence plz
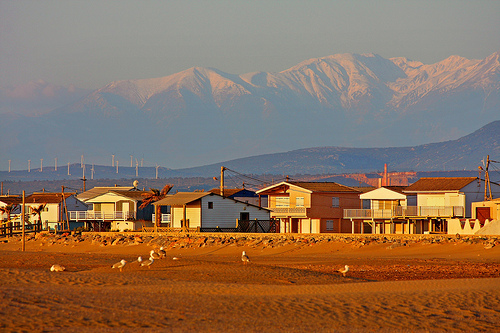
[0,221,43,237]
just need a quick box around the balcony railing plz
[69,211,135,221]
[344,206,465,219]
[152,213,171,223]
[269,207,307,217]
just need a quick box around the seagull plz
[112,259,127,272]
[50,264,65,272]
[150,250,160,260]
[141,256,154,269]
[158,246,167,258]
[338,265,349,277]
[137,256,143,264]
[172,257,180,260]
[241,251,250,264]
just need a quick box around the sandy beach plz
[0,233,499,332]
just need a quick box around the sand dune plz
[0,235,499,332]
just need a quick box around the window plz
[332,197,340,207]
[296,197,304,207]
[275,197,290,207]
[326,220,334,231]
[208,202,213,209]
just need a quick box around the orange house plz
[256,181,362,233]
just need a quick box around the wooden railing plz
[269,207,307,216]
[0,221,43,237]
[142,227,198,233]
[344,206,465,219]
[152,214,171,223]
[69,211,135,221]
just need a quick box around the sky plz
[1,0,499,90]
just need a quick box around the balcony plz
[152,213,171,223]
[269,207,307,217]
[344,206,465,219]
[69,211,135,221]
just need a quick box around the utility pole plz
[220,166,227,197]
[81,164,87,192]
[22,191,25,252]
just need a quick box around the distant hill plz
[1,51,499,170]
[178,120,500,176]
[1,121,499,185]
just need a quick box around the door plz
[476,207,491,223]
[291,218,299,233]
[240,212,250,221]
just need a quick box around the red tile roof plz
[288,182,360,193]
[404,177,478,192]
[0,196,22,205]
[25,192,75,204]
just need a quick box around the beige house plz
[24,192,87,230]
[153,192,271,231]
[256,182,362,234]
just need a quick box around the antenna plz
[81,155,84,168]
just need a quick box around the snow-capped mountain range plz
[1,51,499,170]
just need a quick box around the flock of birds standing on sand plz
[50,248,349,277]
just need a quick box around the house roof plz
[86,190,153,203]
[153,192,211,206]
[0,196,22,206]
[404,177,478,192]
[154,192,271,211]
[77,186,135,201]
[25,192,75,204]
[209,188,257,197]
[352,186,377,193]
[360,187,407,200]
[257,181,360,195]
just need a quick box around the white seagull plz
[158,246,167,258]
[50,264,65,272]
[338,265,349,277]
[172,257,180,261]
[112,259,127,272]
[137,256,143,264]
[241,251,250,264]
[150,250,160,260]
[141,256,154,269]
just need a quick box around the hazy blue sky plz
[1,0,499,89]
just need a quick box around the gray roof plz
[153,192,210,206]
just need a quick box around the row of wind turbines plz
[6,154,163,179]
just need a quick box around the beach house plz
[256,181,362,233]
